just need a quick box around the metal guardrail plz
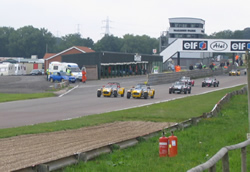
[15,86,247,172]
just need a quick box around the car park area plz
[0,75,53,93]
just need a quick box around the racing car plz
[97,82,125,97]
[179,76,195,86]
[169,81,191,94]
[127,83,155,99]
[201,77,219,87]
[229,69,240,76]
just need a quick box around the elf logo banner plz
[231,41,250,51]
[183,41,208,50]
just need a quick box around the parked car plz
[49,72,76,83]
[97,82,125,97]
[179,76,195,86]
[169,81,191,94]
[30,69,43,75]
[127,83,155,99]
[229,69,240,76]
[202,77,219,87]
[38,69,45,75]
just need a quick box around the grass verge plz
[63,90,249,171]
[0,92,55,103]
[0,85,245,139]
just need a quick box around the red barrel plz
[159,133,168,157]
[168,131,178,157]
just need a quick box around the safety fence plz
[147,66,232,85]
[15,86,247,172]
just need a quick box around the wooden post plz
[241,147,247,172]
[222,152,229,172]
[209,165,216,172]
[246,50,250,134]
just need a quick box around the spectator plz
[189,64,194,70]
[198,63,202,70]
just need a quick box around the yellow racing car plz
[127,83,155,99]
[229,69,240,76]
[97,82,125,97]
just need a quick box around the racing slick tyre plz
[114,91,118,97]
[184,90,187,94]
[127,92,131,99]
[213,83,216,87]
[97,91,101,97]
[143,92,148,99]
[121,90,125,97]
[169,90,172,94]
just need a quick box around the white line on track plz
[58,85,79,97]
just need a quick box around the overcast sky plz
[1,0,249,42]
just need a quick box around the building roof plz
[43,53,56,59]
[45,46,95,61]
[75,46,95,53]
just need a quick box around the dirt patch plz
[0,121,175,171]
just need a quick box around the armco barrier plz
[15,85,247,172]
[148,67,232,85]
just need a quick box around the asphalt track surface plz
[0,73,247,129]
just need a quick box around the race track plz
[0,74,247,129]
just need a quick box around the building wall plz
[45,49,84,71]
[62,52,163,80]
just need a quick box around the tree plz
[121,34,159,54]
[0,27,15,56]
[93,34,123,52]
[55,33,94,52]
[8,26,55,58]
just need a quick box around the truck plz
[48,61,82,80]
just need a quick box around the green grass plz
[0,85,244,139]
[0,92,55,103]
[63,91,249,171]
[0,85,248,171]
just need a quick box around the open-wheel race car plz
[202,77,219,87]
[229,69,241,76]
[127,83,155,99]
[179,76,195,86]
[169,81,191,94]
[97,82,125,97]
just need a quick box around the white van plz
[0,62,15,76]
[49,61,82,80]
[14,64,27,75]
